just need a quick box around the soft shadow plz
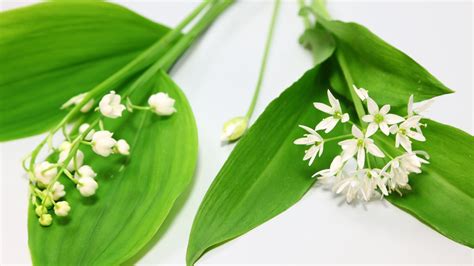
[121,156,200,265]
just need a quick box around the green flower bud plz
[35,205,47,217]
[221,117,248,142]
[39,214,52,227]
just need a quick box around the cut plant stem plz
[245,0,281,120]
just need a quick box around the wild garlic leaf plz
[186,66,348,265]
[0,2,172,141]
[299,23,336,65]
[378,120,474,248]
[28,71,198,265]
[317,19,452,106]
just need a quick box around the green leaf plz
[317,19,453,106]
[299,23,336,65]
[0,2,171,141]
[384,120,474,248]
[186,66,348,265]
[28,70,198,265]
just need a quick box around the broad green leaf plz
[317,19,452,106]
[187,65,473,264]
[0,2,172,141]
[186,66,349,265]
[383,120,474,247]
[28,70,198,265]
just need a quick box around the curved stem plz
[298,0,312,29]
[324,134,352,143]
[245,0,281,119]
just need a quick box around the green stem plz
[245,0,281,119]
[324,134,352,142]
[312,0,331,20]
[123,0,235,98]
[336,50,366,122]
[298,0,312,29]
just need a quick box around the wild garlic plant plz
[294,86,433,203]
[25,90,177,226]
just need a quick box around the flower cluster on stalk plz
[294,88,433,203]
[26,90,177,226]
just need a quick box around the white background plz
[1,0,472,265]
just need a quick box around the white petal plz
[395,133,401,148]
[407,130,426,142]
[341,145,358,161]
[362,115,374,123]
[294,137,312,145]
[351,125,364,139]
[385,114,405,124]
[399,135,412,152]
[366,123,378,137]
[318,143,324,157]
[408,95,414,116]
[402,116,422,129]
[324,118,339,133]
[357,148,365,168]
[341,113,350,123]
[414,99,434,114]
[353,85,368,101]
[299,125,318,136]
[315,117,334,131]
[367,97,379,114]
[389,125,399,135]
[379,122,390,135]
[380,104,390,115]
[313,102,333,114]
[339,139,357,148]
[366,143,385,158]
[327,90,339,109]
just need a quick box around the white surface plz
[1,0,473,265]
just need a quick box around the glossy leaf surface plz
[28,71,198,265]
[0,2,171,141]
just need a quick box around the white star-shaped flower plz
[339,125,385,168]
[381,152,428,193]
[362,97,404,135]
[353,85,369,101]
[389,116,426,152]
[294,125,324,165]
[313,90,349,133]
[312,155,344,181]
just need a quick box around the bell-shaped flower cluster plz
[27,89,177,226]
[295,87,433,203]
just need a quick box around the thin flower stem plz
[366,150,372,168]
[336,50,366,122]
[324,134,352,142]
[245,0,281,119]
[297,0,312,29]
[63,169,79,184]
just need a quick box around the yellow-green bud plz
[35,205,47,217]
[221,117,248,142]
[39,214,52,226]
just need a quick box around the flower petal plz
[407,130,426,142]
[313,102,333,114]
[362,114,374,123]
[341,113,350,123]
[379,122,390,135]
[357,148,365,168]
[366,142,385,158]
[324,118,339,133]
[366,123,378,137]
[327,90,339,109]
[408,95,414,116]
[385,114,405,124]
[315,117,334,131]
[351,125,364,139]
[380,104,391,115]
[367,97,379,114]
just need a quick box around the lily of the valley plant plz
[26,90,177,226]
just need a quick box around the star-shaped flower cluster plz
[26,90,177,226]
[294,87,433,203]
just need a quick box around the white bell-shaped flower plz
[58,148,84,172]
[34,161,57,186]
[54,201,71,217]
[91,130,116,157]
[76,176,99,197]
[74,165,97,179]
[51,181,66,200]
[115,139,130,155]
[99,91,126,118]
[79,123,95,141]
[148,92,177,116]
[61,93,95,113]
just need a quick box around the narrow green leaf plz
[317,19,453,105]
[28,71,198,265]
[383,120,474,247]
[186,66,348,265]
[0,2,171,141]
